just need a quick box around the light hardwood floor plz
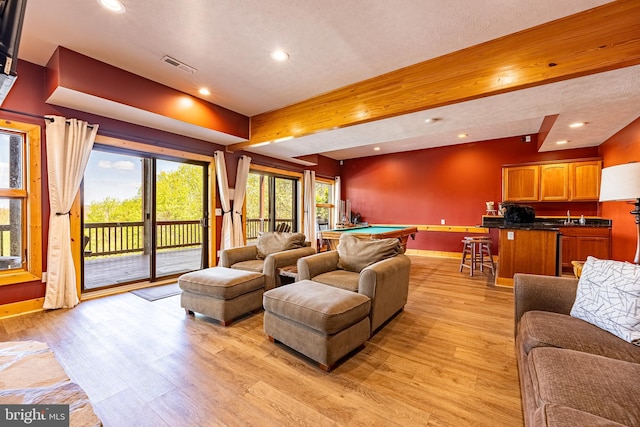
[0,256,523,426]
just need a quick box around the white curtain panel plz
[232,155,251,247]
[214,151,233,251]
[333,176,341,227]
[303,170,317,250]
[44,116,98,309]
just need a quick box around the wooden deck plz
[0,256,522,426]
[83,248,202,290]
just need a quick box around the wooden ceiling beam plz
[228,0,640,152]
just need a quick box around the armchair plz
[220,232,316,290]
[297,245,411,334]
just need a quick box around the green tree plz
[245,173,263,219]
[315,181,331,223]
[85,196,140,222]
[315,182,329,204]
[274,177,293,219]
[156,164,203,220]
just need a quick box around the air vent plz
[161,55,196,74]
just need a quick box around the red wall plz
[341,137,599,253]
[598,116,640,262]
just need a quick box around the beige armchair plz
[220,232,316,290]
[297,242,411,335]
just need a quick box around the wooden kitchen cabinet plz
[570,160,601,201]
[503,159,601,202]
[560,226,611,272]
[502,165,539,202]
[540,163,569,201]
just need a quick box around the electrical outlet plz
[41,272,47,283]
[440,219,445,225]
[507,231,515,240]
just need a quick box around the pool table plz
[320,225,418,251]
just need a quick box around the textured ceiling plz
[19,0,635,161]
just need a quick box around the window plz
[0,120,42,285]
[315,178,335,230]
[245,165,301,241]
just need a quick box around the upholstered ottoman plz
[263,279,371,371]
[179,267,265,326]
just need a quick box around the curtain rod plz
[0,107,95,129]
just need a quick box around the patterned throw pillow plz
[570,256,640,345]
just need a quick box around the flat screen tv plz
[0,0,26,75]
[0,0,27,104]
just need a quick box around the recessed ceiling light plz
[569,122,586,128]
[271,50,289,62]
[198,88,211,96]
[458,133,468,139]
[556,140,569,145]
[373,147,381,151]
[425,118,439,124]
[97,0,126,13]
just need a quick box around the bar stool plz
[459,236,495,277]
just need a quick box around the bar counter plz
[481,216,612,287]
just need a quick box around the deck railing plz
[246,218,294,241]
[84,219,292,255]
[84,220,202,257]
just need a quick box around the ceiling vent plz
[161,55,196,74]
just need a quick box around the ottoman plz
[263,279,371,371]
[179,267,265,326]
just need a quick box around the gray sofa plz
[297,249,411,335]
[514,273,640,427]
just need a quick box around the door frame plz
[72,135,216,299]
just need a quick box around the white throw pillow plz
[570,256,640,346]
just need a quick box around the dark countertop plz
[492,223,561,231]
[481,216,612,230]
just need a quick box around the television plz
[0,0,27,105]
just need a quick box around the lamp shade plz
[599,162,640,202]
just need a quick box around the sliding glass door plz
[245,171,298,242]
[82,149,207,290]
